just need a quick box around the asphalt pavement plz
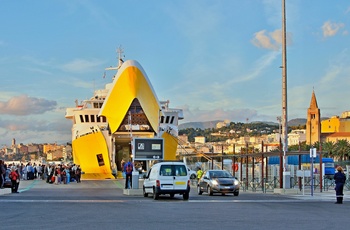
[2,178,350,230]
[1,178,348,202]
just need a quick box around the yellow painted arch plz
[99,60,161,134]
[72,131,114,179]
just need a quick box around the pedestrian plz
[64,166,70,184]
[197,167,203,181]
[36,164,42,180]
[22,164,27,180]
[75,165,82,183]
[124,161,133,189]
[334,166,346,204]
[9,166,19,193]
[0,160,6,189]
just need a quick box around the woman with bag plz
[9,166,19,193]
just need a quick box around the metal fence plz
[185,159,350,193]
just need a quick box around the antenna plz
[117,45,124,68]
[105,45,125,72]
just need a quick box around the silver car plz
[197,170,240,196]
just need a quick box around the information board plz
[132,138,164,160]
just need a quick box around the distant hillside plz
[287,117,329,127]
[178,120,223,130]
[178,118,327,130]
[288,118,307,127]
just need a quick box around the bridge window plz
[170,116,174,124]
[79,115,84,123]
[90,115,95,122]
[85,114,89,122]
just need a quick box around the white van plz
[143,161,190,200]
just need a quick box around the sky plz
[0,0,349,146]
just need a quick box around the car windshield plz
[210,171,232,178]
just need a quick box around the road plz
[0,179,349,230]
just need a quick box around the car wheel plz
[170,194,175,198]
[143,186,148,197]
[208,185,213,196]
[221,193,225,196]
[234,191,239,196]
[197,186,203,195]
[183,192,189,200]
[190,174,196,179]
[153,188,159,200]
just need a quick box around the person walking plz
[22,164,27,180]
[9,166,19,193]
[334,166,346,204]
[124,161,133,189]
[0,160,6,189]
[75,165,82,183]
[197,167,203,181]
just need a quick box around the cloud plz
[0,95,57,116]
[252,30,279,50]
[320,48,350,84]
[0,118,71,145]
[168,2,221,39]
[228,51,279,84]
[262,0,282,27]
[346,7,350,14]
[322,21,345,38]
[71,0,118,28]
[251,29,293,50]
[61,58,103,73]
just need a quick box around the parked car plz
[143,161,190,200]
[187,167,197,179]
[197,170,240,196]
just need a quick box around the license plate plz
[175,181,186,185]
[162,185,172,189]
[225,186,231,189]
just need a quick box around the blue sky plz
[0,0,349,146]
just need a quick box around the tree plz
[322,141,336,158]
[334,139,350,161]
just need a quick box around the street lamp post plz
[277,116,282,141]
[281,0,290,189]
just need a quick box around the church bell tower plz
[306,90,321,145]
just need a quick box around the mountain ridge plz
[178,118,311,130]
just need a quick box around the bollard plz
[131,171,139,189]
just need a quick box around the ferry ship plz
[65,48,184,179]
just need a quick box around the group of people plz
[0,161,22,193]
[44,163,82,184]
[0,161,83,193]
